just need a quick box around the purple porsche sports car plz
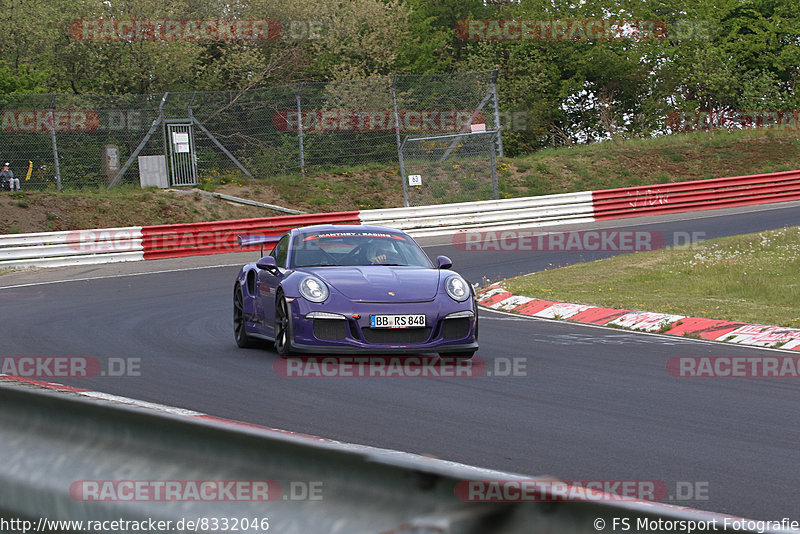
[233,224,478,358]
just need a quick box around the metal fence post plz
[49,95,62,191]
[297,83,305,175]
[490,131,499,200]
[161,94,169,171]
[491,67,504,158]
[391,75,409,207]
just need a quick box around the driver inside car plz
[368,241,401,264]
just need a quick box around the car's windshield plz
[290,231,433,268]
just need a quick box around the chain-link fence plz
[401,131,499,207]
[0,70,501,206]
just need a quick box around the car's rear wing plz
[237,234,282,255]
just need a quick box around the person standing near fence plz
[0,162,19,191]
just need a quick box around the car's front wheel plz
[234,285,257,348]
[274,294,294,357]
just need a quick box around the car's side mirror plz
[437,255,453,269]
[256,256,278,272]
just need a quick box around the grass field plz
[502,226,800,328]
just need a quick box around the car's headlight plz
[299,276,329,303]
[445,274,470,302]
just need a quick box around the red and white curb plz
[478,283,800,350]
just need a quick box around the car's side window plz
[273,235,289,268]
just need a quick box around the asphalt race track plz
[2,201,800,521]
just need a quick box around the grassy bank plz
[503,128,800,197]
[0,188,285,235]
[502,227,800,328]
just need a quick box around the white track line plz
[0,262,244,290]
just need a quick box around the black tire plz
[274,293,294,357]
[234,285,257,348]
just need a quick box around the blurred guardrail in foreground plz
[0,380,787,534]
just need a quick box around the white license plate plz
[370,314,426,329]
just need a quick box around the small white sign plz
[408,174,422,186]
[105,146,119,170]
[470,123,486,133]
[172,132,190,153]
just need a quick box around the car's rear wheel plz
[234,285,257,348]
[275,294,294,357]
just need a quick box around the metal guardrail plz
[0,380,789,534]
[2,192,593,266]
[359,191,595,237]
[141,211,360,259]
[0,226,144,268]
[0,213,361,268]
[4,170,800,267]
[593,169,800,220]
